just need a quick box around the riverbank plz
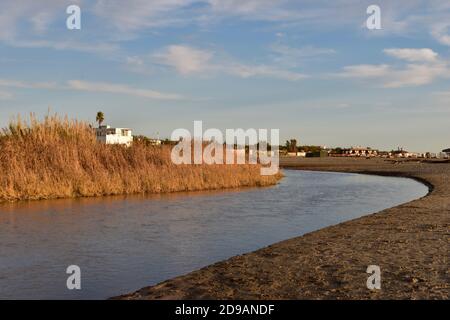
[0,115,281,202]
[115,157,449,299]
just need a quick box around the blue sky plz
[1,0,450,152]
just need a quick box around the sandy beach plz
[115,157,449,300]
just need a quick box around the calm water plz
[0,170,428,299]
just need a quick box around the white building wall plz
[96,126,133,146]
[105,134,132,146]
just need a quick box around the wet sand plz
[114,158,449,299]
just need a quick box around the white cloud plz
[336,48,449,88]
[0,0,289,44]
[431,23,450,46]
[0,0,71,40]
[152,44,307,80]
[66,80,184,100]
[384,48,438,62]
[1,0,450,60]
[153,45,213,75]
[86,0,450,40]
[383,63,448,88]
[339,64,391,78]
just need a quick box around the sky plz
[1,0,450,153]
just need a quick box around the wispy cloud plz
[92,0,198,32]
[5,39,119,55]
[339,64,391,78]
[66,80,184,100]
[0,79,58,89]
[270,43,336,67]
[152,44,307,80]
[206,0,307,22]
[336,48,449,88]
[225,63,307,81]
[153,45,213,75]
[431,22,450,46]
[0,78,184,100]
[384,48,438,62]
[0,0,72,40]
[1,0,450,59]
[0,0,118,57]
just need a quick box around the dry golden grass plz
[0,114,281,202]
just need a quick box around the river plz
[0,170,428,299]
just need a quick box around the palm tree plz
[289,139,297,152]
[96,111,104,127]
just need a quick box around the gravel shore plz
[114,158,449,299]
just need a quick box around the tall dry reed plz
[0,114,281,202]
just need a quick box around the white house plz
[286,151,306,157]
[391,148,418,158]
[96,125,133,146]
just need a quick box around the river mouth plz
[0,170,428,299]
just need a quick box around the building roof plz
[97,125,131,130]
[392,150,409,154]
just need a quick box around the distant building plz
[143,138,161,146]
[443,148,450,157]
[438,152,448,159]
[287,151,306,157]
[305,150,329,158]
[149,139,162,145]
[343,146,378,157]
[378,151,390,158]
[133,135,162,146]
[391,148,418,158]
[96,125,133,146]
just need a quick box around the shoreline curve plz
[113,157,449,300]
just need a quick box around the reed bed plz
[0,114,281,202]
